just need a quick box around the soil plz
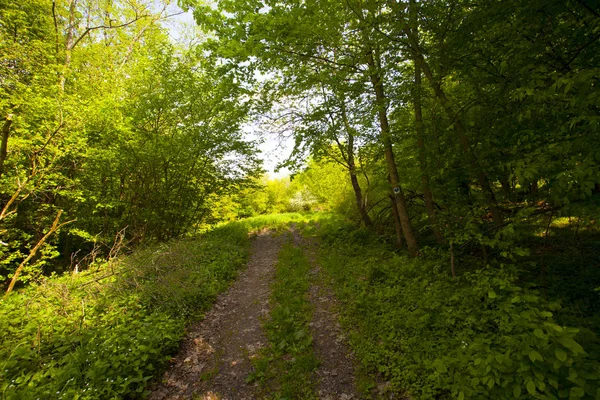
[149,228,360,399]
[301,234,359,400]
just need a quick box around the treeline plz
[0,0,261,288]
[194,0,599,254]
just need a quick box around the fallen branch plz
[76,272,116,288]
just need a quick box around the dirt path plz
[291,228,358,399]
[304,239,359,400]
[149,231,285,400]
[150,228,359,399]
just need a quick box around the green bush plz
[315,219,600,399]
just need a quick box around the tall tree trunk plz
[60,0,78,91]
[0,115,12,178]
[390,194,404,248]
[414,62,443,242]
[340,103,373,227]
[499,174,512,200]
[410,0,443,243]
[365,44,419,256]
[402,25,503,225]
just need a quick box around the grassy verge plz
[249,240,318,399]
[0,222,252,399]
[312,216,600,399]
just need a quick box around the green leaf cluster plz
[314,217,600,399]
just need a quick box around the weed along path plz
[150,231,285,400]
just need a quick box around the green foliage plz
[0,221,251,399]
[0,0,262,289]
[240,212,318,233]
[214,177,299,219]
[292,158,353,213]
[313,217,600,399]
[249,240,318,398]
[2,0,600,397]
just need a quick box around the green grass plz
[239,212,321,233]
[0,222,251,399]
[249,240,318,399]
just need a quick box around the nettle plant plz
[431,270,600,399]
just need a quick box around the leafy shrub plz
[314,218,600,399]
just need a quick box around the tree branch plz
[4,211,76,297]
[70,14,149,50]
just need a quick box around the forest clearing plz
[1,0,599,398]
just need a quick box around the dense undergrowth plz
[306,215,600,400]
[1,222,249,399]
[0,215,312,400]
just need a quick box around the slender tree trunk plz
[0,115,12,178]
[4,211,74,298]
[499,174,512,200]
[365,44,418,256]
[410,1,443,243]
[450,241,456,277]
[60,0,78,91]
[340,103,373,227]
[403,26,503,225]
[530,180,538,196]
[414,67,443,243]
[390,194,404,248]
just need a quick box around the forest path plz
[149,231,285,400]
[150,227,359,399]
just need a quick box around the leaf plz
[555,348,567,362]
[537,380,545,392]
[534,328,544,338]
[569,387,585,398]
[529,350,543,362]
[526,380,536,395]
[558,338,585,354]
[513,385,522,398]
[488,290,497,299]
[458,391,465,400]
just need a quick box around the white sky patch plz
[243,123,293,179]
[159,6,198,44]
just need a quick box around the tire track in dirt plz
[294,229,359,399]
[149,231,284,400]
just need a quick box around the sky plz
[159,4,293,179]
